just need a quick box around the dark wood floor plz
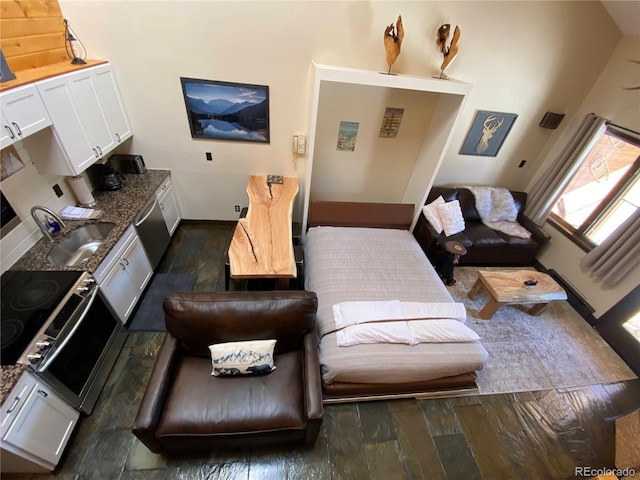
[5,221,639,480]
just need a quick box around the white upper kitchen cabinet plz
[92,64,132,145]
[26,63,132,177]
[67,69,116,156]
[0,85,52,149]
[31,72,107,176]
[0,111,15,150]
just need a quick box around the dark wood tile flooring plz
[5,221,639,480]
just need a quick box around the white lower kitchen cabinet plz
[95,225,153,324]
[157,178,181,236]
[0,371,79,473]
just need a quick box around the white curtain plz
[580,208,640,288]
[525,113,607,226]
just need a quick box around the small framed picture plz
[180,77,269,143]
[337,121,359,151]
[460,110,518,157]
[379,107,404,138]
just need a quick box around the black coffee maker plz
[92,160,125,191]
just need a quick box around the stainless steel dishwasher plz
[134,196,171,269]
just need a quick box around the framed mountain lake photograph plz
[180,77,270,143]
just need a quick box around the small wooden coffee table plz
[468,270,567,319]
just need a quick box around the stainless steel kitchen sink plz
[47,222,116,266]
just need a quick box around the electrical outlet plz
[52,184,63,197]
[518,160,527,168]
[267,174,283,185]
[234,205,241,212]
[206,152,213,161]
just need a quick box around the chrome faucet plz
[31,206,66,242]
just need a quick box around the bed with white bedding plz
[304,202,488,401]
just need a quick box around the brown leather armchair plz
[132,290,323,454]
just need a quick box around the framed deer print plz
[460,110,518,157]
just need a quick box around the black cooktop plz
[1,270,83,365]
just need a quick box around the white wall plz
[311,82,437,202]
[0,143,73,273]
[55,0,621,221]
[534,35,640,318]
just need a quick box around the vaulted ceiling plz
[601,0,640,36]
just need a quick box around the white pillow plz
[208,339,276,376]
[333,300,404,329]
[422,196,445,233]
[336,322,416,347]
[336,318,479,346]
[409,319,480,343]
[438,200,466,236]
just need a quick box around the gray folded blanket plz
[464,186,532,239]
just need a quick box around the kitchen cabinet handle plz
[123,258,129,266]
[97,145,103,156]
[37,389,48,398]
[11,122,22,136]
[93,148,99,158]
[6,396,20,414]
[115,132,121,142]
[120,261,126,271]
[4,125,15,139]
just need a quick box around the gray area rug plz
[448,266,636,394]
[127,273,196,332]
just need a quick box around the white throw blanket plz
[464,186,532,239]
[332,301,479,347]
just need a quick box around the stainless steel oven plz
[1,270,127,415]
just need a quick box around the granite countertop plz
[0,169,170,406]
[0,365,28,406]
[10,169,170,273]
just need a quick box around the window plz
[549,125,640,250]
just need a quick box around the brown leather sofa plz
[413,186,550,266]
[132,290,323,454]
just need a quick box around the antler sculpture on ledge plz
[436,24,461,79]
[383,15,404,75]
